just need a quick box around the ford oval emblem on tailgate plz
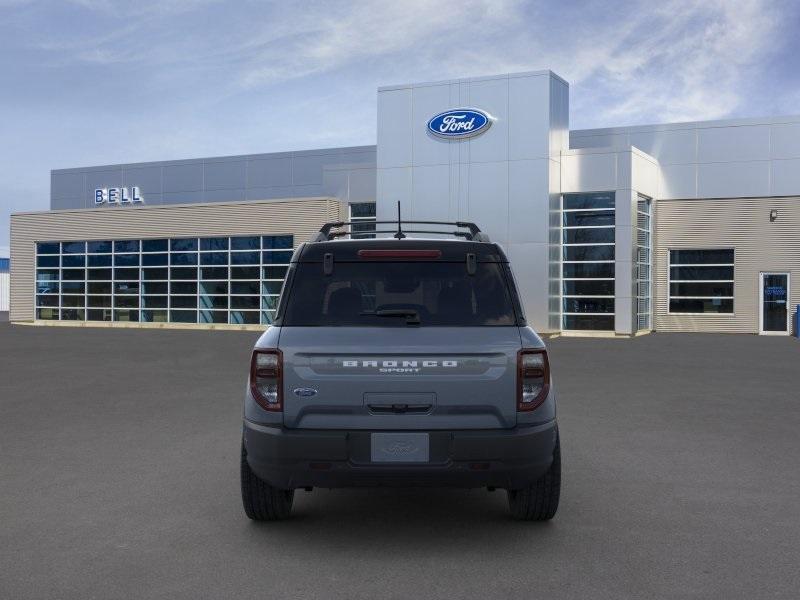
[293,387,318,397]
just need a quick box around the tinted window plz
[669,266,733,281]
[170,252,198,266]
[563,297,614,313]
[36,242,60,254]
[669,299,734,314]
[114,240,139,253]
[62,269,85,281]
[88,268,112,281]
[88,241,112,253]
[262,235,293,249]
[142,239,168,252]
[563,193,615,210]
[563,211,615,227]
[200,237,228,251]
[142,253,168,266]
[263,250,292,264]
[61,241,86,254]
[62,255,86,267]
[88,255,113,267]
[201,252,228,265]
[563,245,614,261]
[283,262,517,327]
[230,236,260,250]
[37,256,59,268]
[231,251,260,265]
[670,282,734,297]
[170,238,198,251]
[115,254,139,266]
[670,249,734,264]
[350,202,376,218]
[563,263,615,278]
[563,280,614,296]
[563,228,615,244]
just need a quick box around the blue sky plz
[1,0,799,249]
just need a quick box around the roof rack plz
[312,220,490,242]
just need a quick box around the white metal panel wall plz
[376,70,569,332]
[570,115,800,201]
[655,196,800,333]
[10,197,345,322]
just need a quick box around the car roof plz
[295,238,509,262]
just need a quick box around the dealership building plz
[9,69,800,335]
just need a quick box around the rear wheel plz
[240,442,294,521]
[507,434,560,521]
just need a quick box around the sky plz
[1,0,799,249]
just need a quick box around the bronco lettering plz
[342,359,459,368]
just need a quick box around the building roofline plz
[51,145,377,175]
[572,114,800,137]
[378,69,568,92]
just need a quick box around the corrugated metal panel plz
[654,196,800,333]
[0,271,9,311]
[10,197,344,321]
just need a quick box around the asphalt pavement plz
[1,323,799,599]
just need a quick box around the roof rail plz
[311,220,490,242]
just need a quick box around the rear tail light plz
[250,349,283,411]
[517,349,550,411]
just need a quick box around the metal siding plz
[377,71,567,333]
[10,198,344,322]
[51,146,376,210]
[654,197,800,333]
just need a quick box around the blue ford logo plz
[427,108,493,139]
[293,387,318,397]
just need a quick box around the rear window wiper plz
[364,309,421,325]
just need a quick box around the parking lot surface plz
[1,323,799,599]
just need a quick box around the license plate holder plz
[370,433,430,463]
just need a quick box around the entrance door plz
[759,273,790,335]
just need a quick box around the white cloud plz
[14,0,789,126]
[571,0,782,124]
[235,0,526,88]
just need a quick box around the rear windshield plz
[282,262,517,327]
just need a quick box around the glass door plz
[759,273,790,335]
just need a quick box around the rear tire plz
[241,442,294,521]
[507,434,561,521]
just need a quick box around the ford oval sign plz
[427,108,493,139]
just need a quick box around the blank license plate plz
[371,433,430,463]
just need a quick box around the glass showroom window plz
[349,202,376,238]
[35,235,293,325]
[561,192,615,331]
[668,249,734,314]
[636,196,652,330]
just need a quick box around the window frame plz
[34,234,293,326]
[561,192,616,331]
[348,202,377,239]
[667,247,735,315]
[636,196,652,331]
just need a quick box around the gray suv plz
[241,220,560,521]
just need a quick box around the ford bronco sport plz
[241,219,560,521]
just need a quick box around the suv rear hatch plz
[276,242,524,430]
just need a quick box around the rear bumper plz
[243,420,558,490]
